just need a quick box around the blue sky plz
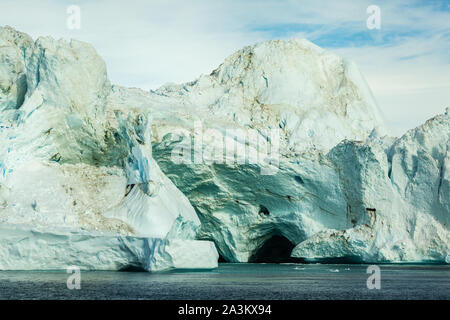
[1,0,449,135]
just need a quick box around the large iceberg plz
[142,40,447,263]
[0,26,218,271]
[0,26,448,269]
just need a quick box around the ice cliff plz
[0,27,448,270]
[0,26,218,271]
[292,109,449,263]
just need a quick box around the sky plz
[1,0,449,135]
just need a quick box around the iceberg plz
[0,26,448,269]
[0,26,218,271]
[143,40,448,263]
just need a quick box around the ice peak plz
[153,38,390,152]
[0,25,33,54]
[211,38,329,84]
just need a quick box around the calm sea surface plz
[0,263,448,300]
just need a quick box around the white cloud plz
[333,35,450,135]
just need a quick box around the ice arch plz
[249,235,296,263]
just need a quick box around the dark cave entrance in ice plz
[249,235,296,263]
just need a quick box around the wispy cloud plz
[1,0,448,135]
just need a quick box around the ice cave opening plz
[249,235,296,263]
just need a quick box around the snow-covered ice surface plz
[0,26,448,270]
[0,26,218,271]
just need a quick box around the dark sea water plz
[0,263,448,300]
